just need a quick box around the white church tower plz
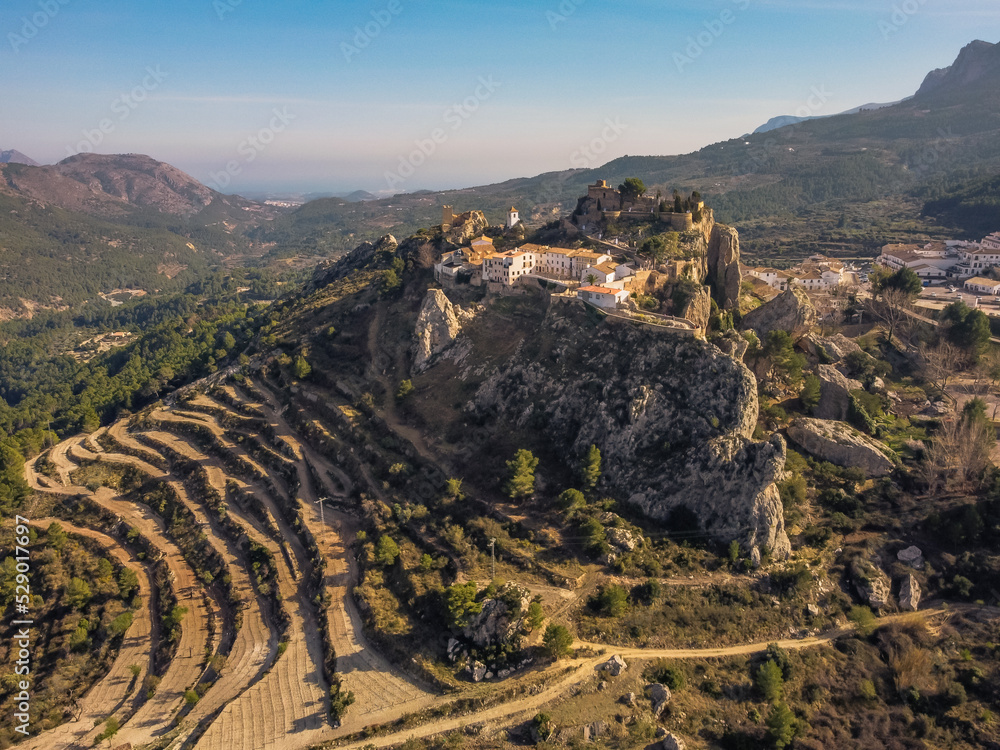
[506,206,520,229]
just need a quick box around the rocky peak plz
[0,149,39,166]
[413,289,463,373]
[916,40,1000,99]
[706,224,742,309]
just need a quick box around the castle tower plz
[506,206,520,229]
[442,205,454,230]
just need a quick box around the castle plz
[573,180,706,233]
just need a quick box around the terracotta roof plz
[579,285,622,296]
[593,262,618,274]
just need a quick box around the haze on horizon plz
[2,0,998,196]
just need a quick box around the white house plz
[877,243,957,279]
[954,247,1000,278]
[964,276,1000,295]
[982,232,1000,251]
[582,261,618,285]
[484,250,535,285]
[577,285,628,309]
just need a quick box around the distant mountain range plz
[0,149,39,166]
[752,101,900,135]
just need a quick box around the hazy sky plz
[1,0,997,194]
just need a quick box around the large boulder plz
[899,574,921,612]
[813,365,864,421]
[897,546,925,570]
[599,654,628,676]
[801,333,862,362]
[787,418,895,478]
[677,284,712,330]
[852,560,893,612]
[413,289,463,373]
[742,287,817,342]
[661,734,687,750]
[648,683,672,718]
[714,329,750,361]
[707,224,742,309]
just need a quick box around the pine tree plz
[505,449,539,500]
[582,444,601,491]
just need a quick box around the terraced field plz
[24,371,439,750]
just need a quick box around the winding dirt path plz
[16,520,155,750]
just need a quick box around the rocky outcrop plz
[661,734,687,750]
[462,583,530,649]
[742,287,817,342]
[445,210,489,243]
[715,329,750,361]
[853,560,893,612]
[649,683,672,718]
[787,418,895,478]
[599,655,628,676]
[813,365,864,421]
[899,574,921,611]
[472,302,790,561]
[707,224,742,309]
[314,234,398,287]
[801,333,862,362]
[897,546,925,570]
[412,289,475,374]
[677,285,711,330]
[606,528,639,552]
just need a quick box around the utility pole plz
[489,538,496,580]
[315,496,327,529]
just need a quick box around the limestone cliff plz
[412,289,477,374]
[471,301,790,560]
[741,287,817,342]
[706,224,743,309]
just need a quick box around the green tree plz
[293,354,311,380]
[444,582,482,628]
[97,717,120,742]
[619,178,647,202]
[542,624,573,659]
[395,379,415,401]
[763,331,806,386]
[594,584,629,617]
[444,477,464,501]
[505,449,539,501]
[118,567,140,600]
[373,536,400,567]
[848,605,877,636]
[800,374,821,413]
[943,301,991,362]
[66,577,91,610]
[756,659,784,702]
[47,521,68,551]
[765,701,797,749]
[582,444,601,491]
[526,600,545,630]
[557,488,585,511]
[107,611,134,638]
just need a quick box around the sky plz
[1,0,997,195]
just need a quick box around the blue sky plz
[1,0,997,194]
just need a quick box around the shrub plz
[848,606,877,637]
[646,660,686,691]
[592,584,629,617]
[858,678,877,701]
[374,536,400,567]
[631,579,662,606]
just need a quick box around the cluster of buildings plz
[743,255,849,293]
[876,233,1000,294]
[434,233,637,309]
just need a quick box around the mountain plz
[264,39,1000,263]
[752,101,900,134]
[0,149,39,166]
[916,39,1000,98]
[0,153,268,222]
[345,189,377,202]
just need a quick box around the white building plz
[877,243,958,279]
[577,285,628,309]
[964,276,1000,295]
[582,262,618,285]
[484,250,535,285]
[982,232,1000,251]
[506,207,520,229]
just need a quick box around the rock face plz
[648,683,672,718]
[715,329,750,361]
[899,574,921,611]
[462,583,530,649]
[606,527,638,552]
[787,418,895,478]
[801,333,862,362]
[599,655,628,676]
[813,365,864,421]
[707,224,743,309]
[853,561,893,612]
[445,210,489,243]
[742,287,818,342]
[472,303,790,560]
[897,546,925,570]
[413,289,462,373]
[678,284,711,330]
[661,734,687,750]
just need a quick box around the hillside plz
[0,149,39,166]
[261,40,1000,263]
